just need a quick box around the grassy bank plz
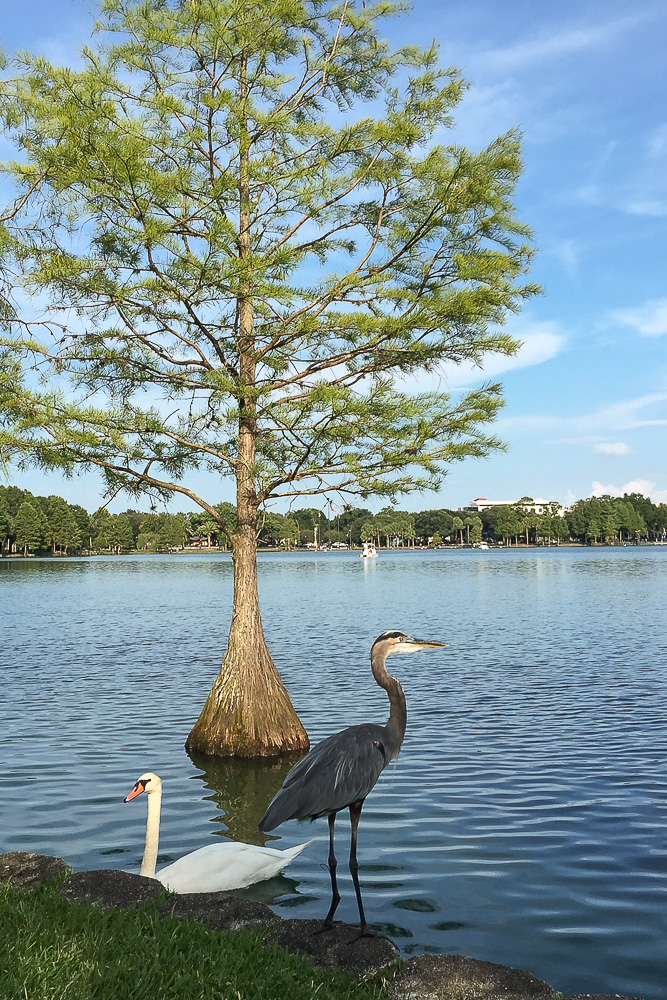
[0,883,385,1000]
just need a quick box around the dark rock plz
[0,851,70,889]
[161,893,277,933]
[263,919,399,978]
[388,954,557,1000]
[57,869,164,909]
[0,852,645,1000]
[565,995,646,1000]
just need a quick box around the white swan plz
[124,772,310,893]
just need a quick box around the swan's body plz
[125,772,309,893]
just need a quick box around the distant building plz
[462,497,565,516]
[462,497,513,512]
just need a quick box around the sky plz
[1,0,666,514]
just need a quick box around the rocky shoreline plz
[0,852,645,1000]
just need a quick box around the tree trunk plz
[185,522,309,757]
[186,49,308,758]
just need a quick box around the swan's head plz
[373,630,450,656]
[124,772,162,802]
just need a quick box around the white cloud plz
[570,121,667,219]
[647,123,667,159]
[499,392,667,435]
[595,393,667,429]
[442,322,565,389]
[395,321,565,394]
[594,442,630,456]
[591,479,667,503]
[550,239,581,278]
[613,299,667,337]
[478,13,656,73]
[616,125,667,217]
[623,199,667,217]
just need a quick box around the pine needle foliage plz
[0,0,536,512]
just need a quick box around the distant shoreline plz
[5,540,667,560]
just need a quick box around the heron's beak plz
[124,783,144,803]
[410,638,450,649]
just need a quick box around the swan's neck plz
[141,788,162,877]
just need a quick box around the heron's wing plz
[259,724,389,830]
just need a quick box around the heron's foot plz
[356,923,377,939]
[316,918,340,934]
[316,919,376,939]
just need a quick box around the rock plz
[161,893,276,933]
[57,869,164,909]
[0,852,647,1000]
[263,919,400,978]
[0,851,70,889]
[565,995,646,1000]
[388,954,557,1000]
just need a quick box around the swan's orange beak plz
[124,783,145,803]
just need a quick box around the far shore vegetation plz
[1,484,665,558]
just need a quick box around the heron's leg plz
[348,800,368,932]
[323,812,341,927]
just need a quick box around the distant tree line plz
[1,486,666,557]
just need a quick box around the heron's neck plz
[371,649,407,756]
[141,788,162,877]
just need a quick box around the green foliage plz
[259,511,300,547]
[43,495,82,554]
[565,495,657,544]
[135,512,190,551]
[0,0,537,523]
[0,492,11,538]
[413,508,453,542]
[13,500,43,554]
[1,485,666,555]
[466,514,483,543]
[0,882,383,1000]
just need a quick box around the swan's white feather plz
[155,839,311,893]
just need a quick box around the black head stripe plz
[374,630,407,643]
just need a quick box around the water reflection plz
[2,548,667,1000]
[186,750,305,846]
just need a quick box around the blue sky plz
[2,0,666,513]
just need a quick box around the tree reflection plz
[186,749,305,845]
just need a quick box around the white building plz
[462,497,565,517]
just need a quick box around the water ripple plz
[1,548,667,1000]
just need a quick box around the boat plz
[361,542,378,558]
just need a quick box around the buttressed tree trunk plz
[186,521,309,757]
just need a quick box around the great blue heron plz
[258,630,449,931]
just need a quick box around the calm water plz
[2,547,666,999]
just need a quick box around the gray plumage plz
[259,722,390,829]
[258,630,448,930]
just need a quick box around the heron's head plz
[373,630,449,656]
[124,772,162,802]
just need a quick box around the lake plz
[2,547,666,999]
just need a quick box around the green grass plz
[0,883,386,1000]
